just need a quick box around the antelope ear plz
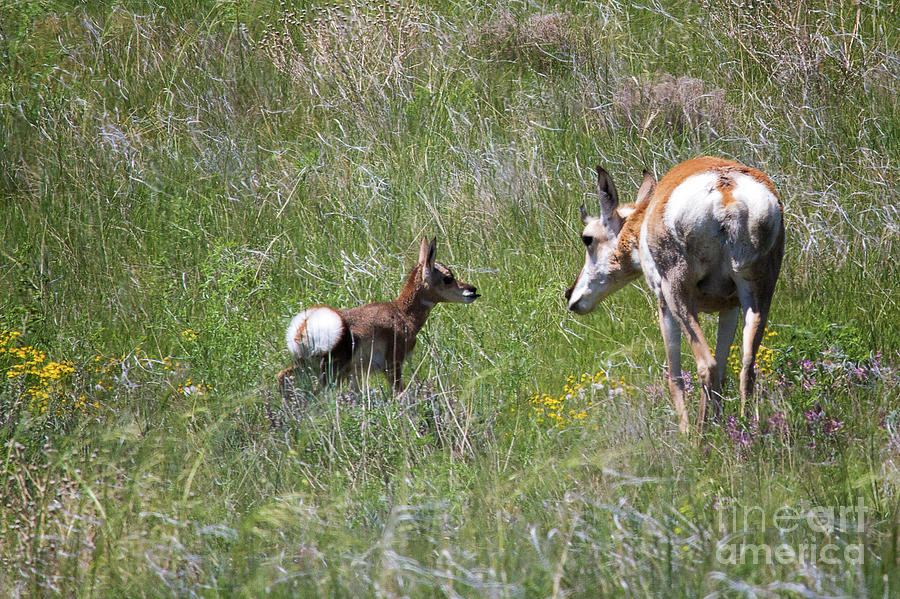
[426,237,437,268]
[418,237,431,266]
[579,203,589,224]
[635,170,656,208]
[596,165,619,219]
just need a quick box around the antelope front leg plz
[713,307,740,419]
[659,302,689,434]
[661,286,719,432]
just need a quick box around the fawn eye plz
[581,235,593,247]
[443,275,453,285]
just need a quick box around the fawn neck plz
[394,264,434,332]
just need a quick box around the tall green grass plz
[2,0,899,596]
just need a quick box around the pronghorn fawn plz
[565,157,784,433]
[278,237,479,395]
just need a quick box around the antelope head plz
[417,237,480,305]
[566,166,656,314]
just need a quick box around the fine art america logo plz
[715,497,869,566]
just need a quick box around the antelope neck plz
[620,211,646,273]
[395,265,434,328]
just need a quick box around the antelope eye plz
[581,235,593,247]
[443,275,454,284]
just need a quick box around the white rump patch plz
[286,306,344,359]
[659,169,782,273]
[663,172,720,238]
[731,173,781,223]
[664,171,780,235]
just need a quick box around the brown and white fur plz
[278,238,479,394]
[565,157,784,433]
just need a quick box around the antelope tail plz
[285,306,345,360]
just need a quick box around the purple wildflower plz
[762,411,788,437]
[804,404,844,440]
[804,407,823,424]
[823,418,844,435]
[726,415,757,448]
[680,370,694,395]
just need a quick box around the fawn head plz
[566,166,656,314]
[417,237,479,305]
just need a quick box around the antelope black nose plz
[564,286,573,301]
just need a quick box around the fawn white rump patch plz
[286,306,344,359]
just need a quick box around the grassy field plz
[2,0,899,596]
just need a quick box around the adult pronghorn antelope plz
[278,238,479,395]
[565,157,784,433]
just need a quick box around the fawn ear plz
[427,237,437,268]
[419,237,437,278]
[418,237,431,266]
